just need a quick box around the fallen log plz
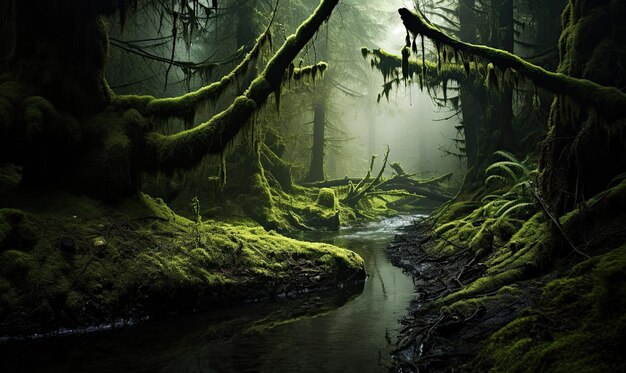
[300,174,453,202]
[301,178,365,188]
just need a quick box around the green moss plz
[22,96,82,149]
[112,24,275,123]
[145,96,257,173]
[471,245,626,372]
[0,190,364,334]
[367,48,467,83]
[429,209,551,309]
[72,107,135,199]
[559,179,626,250]
[316,188,338,209]
[290,61,329,83]
[487,213,551,274]
[432,200,481,223]
[442,285,523,318]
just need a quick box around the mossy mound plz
[316,188,338,209]
[0,189,365,337]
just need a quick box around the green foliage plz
[398,7,626,121]
[360,47,467,101]
[482,151,538,222]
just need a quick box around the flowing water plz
[1,215,424,373]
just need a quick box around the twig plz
[529,186,591,259]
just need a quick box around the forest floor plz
[387,187,626,372]
[0,165,365,337]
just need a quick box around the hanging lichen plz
[397,7,626,121]
[485,63,498,91]
[112,17,276,126]
[401,47,411,80]
[360,47,468,100]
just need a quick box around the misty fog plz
[105,0,465,186]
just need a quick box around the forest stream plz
[1,0,625,371]
[0,214,423,373]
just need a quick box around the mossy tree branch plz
[398,7,626,121]
[143,0,338,173]
[362,47,469,102]
[112,13,276,124]
[362,47,468,84]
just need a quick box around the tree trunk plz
[458,0,516,198]
[305,102,326,181]
[539,0,626,214]
[10,0,113,114]
[304,32,329,182]
[457,0,482,194]
[399,3,626,207]
[0,0,15,68]
[236,0,259,51]
[4,0,117,189]
[487,0,515,152]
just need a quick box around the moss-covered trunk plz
[456,0,482,195]
[10,0,113,114]
[0,0,339,201]
[486,0,515,152]
[1,0,134,195]
[539,0,626,214]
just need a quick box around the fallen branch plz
[341,146,391,207]
[302,172,453,202]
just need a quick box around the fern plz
[498,202,534,220]
[493,150,521,164]
[482,151,538,221]
[485,174,508,185]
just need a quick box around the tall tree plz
[304,33,329,182]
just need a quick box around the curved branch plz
[112,3,278,123]
[144,0,338,172]
[398,7,626,121]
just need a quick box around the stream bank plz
[1,214,424,372]
[387,184,626,372]
[0,187,365,338]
